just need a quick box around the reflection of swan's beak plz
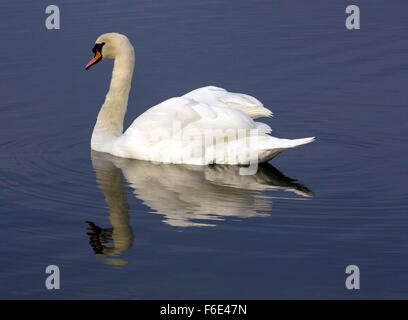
[85,221,131,266]
[85,221,107,255]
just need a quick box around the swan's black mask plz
[85,42,105,70]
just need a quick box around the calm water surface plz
[0,0,408,299]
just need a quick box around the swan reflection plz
[86,152,134,266]
[87,151,312,263]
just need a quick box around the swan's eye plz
[92,42,105,54]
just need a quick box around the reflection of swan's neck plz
[90,151,134,265]
[91,46,135,152]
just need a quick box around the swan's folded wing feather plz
[183,86,273,119]
[124,96,258,138]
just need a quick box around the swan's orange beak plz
[85,49,102,70]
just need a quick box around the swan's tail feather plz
[259,136,315,150]
[285,137,315,148]
[257,137,315,163]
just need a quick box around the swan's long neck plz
[91,46,135,152]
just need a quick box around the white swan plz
[85,33,314,165]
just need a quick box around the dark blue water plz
[1,0,408,299]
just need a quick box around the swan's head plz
[85,33,133,70]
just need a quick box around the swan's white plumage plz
[182,86,273,119]
[88,33,314,165]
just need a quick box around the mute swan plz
[85,33,314,165]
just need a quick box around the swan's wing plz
[182,86,273,119]
[116,97,271,163]
[125,96,266,134]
